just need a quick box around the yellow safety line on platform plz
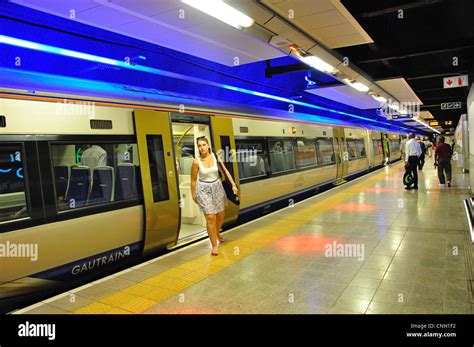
[73,164,401,314]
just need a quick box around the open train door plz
[134,110,180,254]
[333,127,348,184]
[211,116,240,227]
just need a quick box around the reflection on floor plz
[16,157,473,314]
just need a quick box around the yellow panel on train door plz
[134,110,180,254]
[333,127,348,183]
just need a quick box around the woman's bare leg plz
[216,211,225,241]
[204,213,218,254]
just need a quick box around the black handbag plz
[216,160,240,205]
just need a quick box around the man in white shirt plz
[81,144,107,170]
[405,133,422,190]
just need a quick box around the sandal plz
[211,249,219,256]
[217,234,225,243]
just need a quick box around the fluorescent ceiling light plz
[300,55,335,74]
[343,78,370,92]
[371,95,387,103]
[182,0,254,29]
[388,103,399,110]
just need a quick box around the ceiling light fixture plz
[371,95,387,103]
[182,0,254,30]
[343,78,370,92]
[299,55,336,74]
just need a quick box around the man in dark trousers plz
[404,133,422,190]
[416,136,426,170]
[434,136,452,187]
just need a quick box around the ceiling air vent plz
[90,119,112,130]
[0,115,6,128]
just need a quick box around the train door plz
[171,113,213,243]
[210,116,240,227]
[134,110,180,254]
[333,127,348,184]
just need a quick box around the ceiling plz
[260,0,374,48]
[10,0,286,66]
[6,0,471,134]
[337,0,474,132]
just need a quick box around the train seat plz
[54,165,69,199]
[65,166,90,209]
[249,155,265,176]
[271,152,284,172]
[89,166,114,205]
[115,163,137,200]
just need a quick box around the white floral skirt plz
[196,179,227,215]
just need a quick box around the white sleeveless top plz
[197,153,219,182]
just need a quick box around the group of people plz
[401,133,453,190]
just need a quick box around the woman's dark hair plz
[196,136,211,153]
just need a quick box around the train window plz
[0,144,29,222]
[268,139,296,173]
[295,139,318,169]
[389,139,400,153]
[316,138,335,164]
[235,139,267,180]
[346,139,366,160]
[355,140,367,158]
[146,135,170,202]
[372,139,383,155]
[51,142,142,211]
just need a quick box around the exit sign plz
[445,120,453,126]
[441,102,462,110]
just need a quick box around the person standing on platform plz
[416,136,426,170]
[434,136,452,187]
[404,133,422,190]
[191,136,238,256]
[424,137,433,158]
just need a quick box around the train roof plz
[0,67,405,134]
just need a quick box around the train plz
[0,68,405,312]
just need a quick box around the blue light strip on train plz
[0,34,410,131]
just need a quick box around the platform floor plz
[15,157,473,314]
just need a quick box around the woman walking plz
[191,136,238,256]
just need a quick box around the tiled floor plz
[15,157,473,314]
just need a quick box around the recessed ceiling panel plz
[376,78,423,105]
